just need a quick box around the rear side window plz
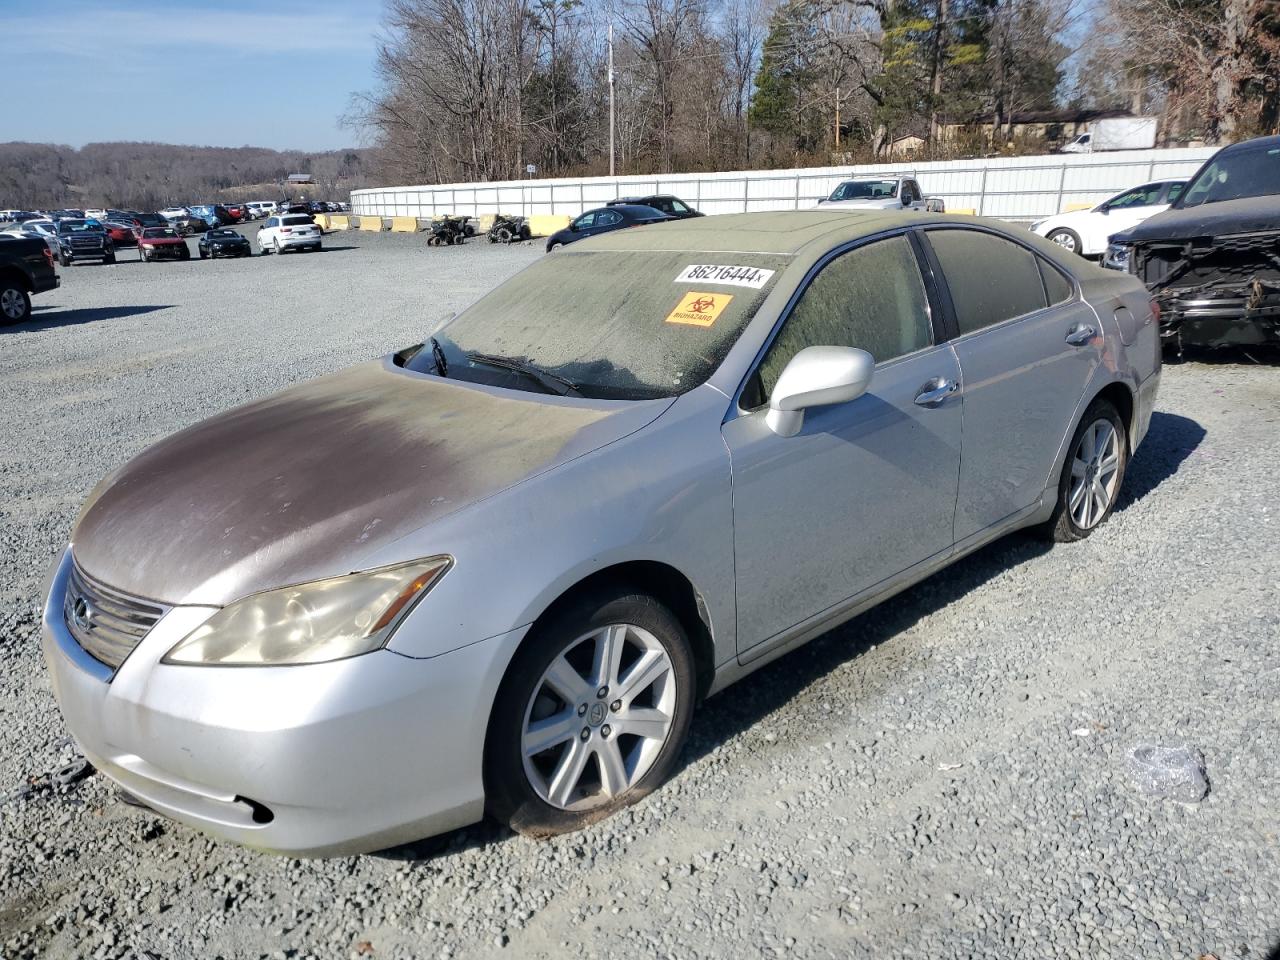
[754,235,932,402]
[928,229,1047,335]
[598,210,623,226]
[1040,260,1073,305]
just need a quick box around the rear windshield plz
[282,216,313,226]
[405,249,789,399]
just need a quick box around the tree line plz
[0,142,375,211]
[348,0,1280,186]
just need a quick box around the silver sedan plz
[42,211,1161,855]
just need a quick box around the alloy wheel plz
[521,623,676,812]
[1,288,25,320]
[1050,232,1078,252]
[1069,418,1120,529]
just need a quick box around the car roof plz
[1218,134,1280,154]
[576,209,942,254]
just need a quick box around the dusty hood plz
[1112,196,1280,244]
[72,360,670,606]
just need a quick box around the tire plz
[484,588,695,838]
[103,253,115,265]
[520,225,531,241]
[1041,398,1128,542]
[0,284,31,325]
[59,251,71,267]
[496,226,514,244]
[273,239,282,255]
[548,242,562,252]
[199,249,207,259]
[140,249,149,262]
[1047,228,1083,256]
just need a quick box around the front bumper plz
[42,548,524,856]
[1157,286,1280,347]
[209,245,251,257]
[142,245,187,259]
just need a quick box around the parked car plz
[190,204,232,227]
[127,212,170,237]
[137,226,191,262]
[0,234,58,323]
[102,220,140,248]
[247,201,278,217]
[55,219,115,265]
[39,211,1160,856]
[817,177,944,212]
[85,208,108,220]
[223,204,247,223]
[159,207,191,220]
[1030,180,1185,257]
[1,220,60,257]
[50,209,86,221]
[1105,134,1280,349]
[167,214,211,237]
[544,204,671,251]
[198,227,253,259]
[257,214,322,254]
[606,194,703,219]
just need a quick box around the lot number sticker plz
[666,291,733,327]
[675,264,774,288]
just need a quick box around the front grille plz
[64,561,170,670]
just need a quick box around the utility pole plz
[835,87,841,149]
[608,22,616,176]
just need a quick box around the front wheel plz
[0,284,31,325]
[1041,398,1128,542]
[484,590,695,838]
[1047,228,1083,256]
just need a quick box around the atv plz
[487,214,532,244]
[427,215,467,246]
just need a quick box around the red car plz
[224,204,246,223]
[102,221,137,247]
[137,226,191,262]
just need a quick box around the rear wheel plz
[273,239,282,255]
[484,589,695,838]
[1047,228,1083,256]
[1042,398,1128,542]
[0,284,31,325]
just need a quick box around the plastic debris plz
[53,757,93,788]
[1125,744,1210,803]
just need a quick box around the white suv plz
[257,214,322,255]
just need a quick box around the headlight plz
[163,557,451,666]
[1029,220,1045,233]
[1103,243,1131,271]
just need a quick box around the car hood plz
[1111,196,1280,244]
[72,360,671,606]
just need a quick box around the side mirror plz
[765,346,875,437]
[569,222,579,232]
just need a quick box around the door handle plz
[914,378,958,407]
[1065,324,1096,346]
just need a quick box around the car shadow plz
[1113,411,1205,513]
[4,304,172,333]
[373,409,1202,863]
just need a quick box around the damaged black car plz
[1105,135,1280,350]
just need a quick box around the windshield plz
[143,227,178,238]
[209,229,239,238]
[829,180,898,201]
[1179,143,1280,208]
[58,220,101,233]
[404,249,789,399]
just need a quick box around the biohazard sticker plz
[666,291,733,327]
[674,264,775,288]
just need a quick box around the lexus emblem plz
[71,595,94,631]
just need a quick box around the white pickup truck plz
[817,177,944,213]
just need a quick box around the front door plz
[722,233,963,656]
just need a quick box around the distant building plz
[286,173,314,185]
[938,109,1139,146]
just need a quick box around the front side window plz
[574,212,597,229]
[928,229,1047,335]
[1165,182,1185,204]
[754,235,933,403]
[1108,184,1162,209]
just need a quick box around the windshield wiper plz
[466,352,580,396]
[429,337,448,378]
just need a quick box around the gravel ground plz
[1,228,1278,960]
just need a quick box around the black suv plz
[0,234,59,324]
[605,194,703,219]
[55,219,115,266]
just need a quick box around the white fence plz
[350,147,1216,224]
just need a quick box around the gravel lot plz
[1,227,1278,960]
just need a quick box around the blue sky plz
[2,0,383,151]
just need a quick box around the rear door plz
[723,231,963,656]
[922,226,1102,542]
